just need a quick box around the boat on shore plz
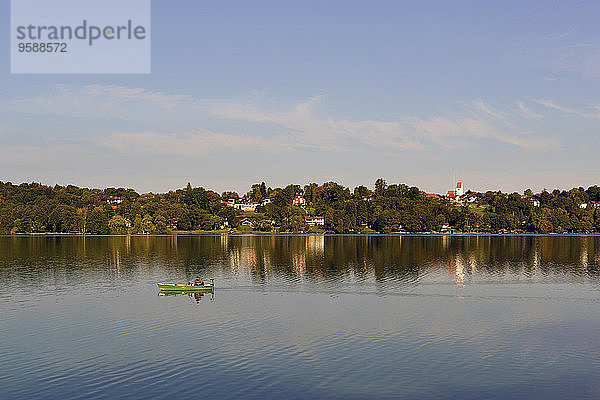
[158,279,214,292]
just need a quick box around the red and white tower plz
[455,182,463,196]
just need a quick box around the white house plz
[237,203,258,212]
[305,216,324,226]
[106,196,124,204]
[240,218,253,226]
[224,199,259,212]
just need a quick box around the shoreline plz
[2,232,600,237]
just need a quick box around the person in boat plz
[194,276,203,286]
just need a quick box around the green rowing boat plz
[157,280,214,292]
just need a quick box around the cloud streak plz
[5,84,195,122]
[517,101,543,120]
[534,99,600,119]
[4,84,595,157]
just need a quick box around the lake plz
[1,235,600,399]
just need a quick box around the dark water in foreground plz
[1,235,600,400]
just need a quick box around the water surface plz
[1,235,600,399]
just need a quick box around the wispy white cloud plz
[2,84,589,157]
[534,99,600,119]
[543,28,577,42]
[473,99,507,120]
[516,101,543,120]
[498,135,559,150]
[207,95,562,152]
[5,84,195,121]
[208,96,426,151]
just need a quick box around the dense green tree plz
[353,185,371,199]
[87,207,109,234]
[12,218,30,234]
[132,214,143,233]
[141,214,154,234]
[260,182,268,198]
[374,178,387,194]
[153,215,168,234]
[586,185,600,201]
[108,215,128,234]
[48,205,77,232]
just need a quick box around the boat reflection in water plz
[158,290,214,303]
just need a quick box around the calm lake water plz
[1,235,600,399]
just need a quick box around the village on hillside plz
[181,180,600,234]
[1,179,600,235]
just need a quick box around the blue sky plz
[1,0,600,194]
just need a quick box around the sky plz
[1,0,600,195]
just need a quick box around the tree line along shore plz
[1,179,600,235]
